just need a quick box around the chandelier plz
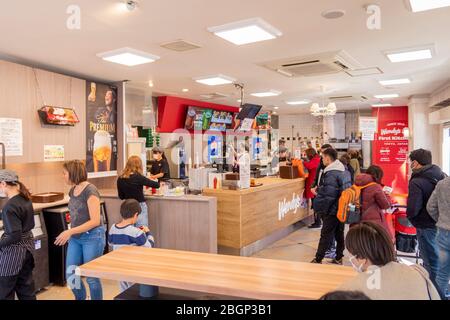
[310,102,337,117]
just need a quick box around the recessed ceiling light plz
[407,0,450,12]
[193,74,236,86]
[207,17,282,45]
[237,99,242,103]
[385,46,434,63]
[286,100,310,105]
[97,47,160,66]
[321,9,346,19]
[274,107,279,110]
[379,78,411,86]
[251,90,282,97]
[272,111,277,114]
[372,103,392,107]
[374,94,399,99]
[148,80,154,87]
[182,88,189,92]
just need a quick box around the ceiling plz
[1,0,449,114]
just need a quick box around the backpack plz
[337,183,377,224]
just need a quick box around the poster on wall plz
[44,145,65,162]
[359,116,378,141]
[86,82,118,178]
[375,121,409,164]
[0,118,23,156]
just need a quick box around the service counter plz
[99,190,217,254]
[203,177,311,256]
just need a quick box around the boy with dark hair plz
[109,199,155,292]
[407,148,446,286]
[311,148,352,264]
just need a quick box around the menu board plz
[185,107,234,132]
[86,82,118,178]
[359,116,378,141]
[375,121,409,164]
[0,118,23,156]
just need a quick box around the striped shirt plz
[108,224,154,251]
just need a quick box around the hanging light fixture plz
[310,87,337,117]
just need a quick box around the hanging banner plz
[86,82,118,178]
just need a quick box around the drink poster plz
[86,82,118,178]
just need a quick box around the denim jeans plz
[416,227,439,283]
[436,228,450,299]
[135,202,149,228]
[66,226,106,300]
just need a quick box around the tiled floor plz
[36,226,347,300]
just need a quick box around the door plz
[443,125,450,175]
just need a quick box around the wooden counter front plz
[203,177,310,251]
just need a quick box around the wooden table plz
[78,247,356,300]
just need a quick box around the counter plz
[203,177,311,256]
[99,190,217,254]
[32,196,70,212]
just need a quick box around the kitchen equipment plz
[31,192,65,203]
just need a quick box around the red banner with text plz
[372,107,409,204]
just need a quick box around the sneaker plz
[324,248,336,259]
[308,223,322,229]
[310,258,322,264]
[330,258,343,265]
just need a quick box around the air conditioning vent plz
[329,95,368,102]
[260,50,362,77]
[200,93,229,100]
[160,39,201,52]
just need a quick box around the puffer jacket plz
[354,174,392,234]
[407,165,447,229]
[313,160,352,216]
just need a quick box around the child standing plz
[108,199,155,294]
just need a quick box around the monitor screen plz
[235,103,262,120]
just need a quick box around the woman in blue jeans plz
[55,160,105,300]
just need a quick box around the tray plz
[31,192,65,203]
[250,183,264,188]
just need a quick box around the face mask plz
[349,255,365,273]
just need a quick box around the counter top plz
[99,189,215,203]
[32,195,70,212]
[203,177,305,195]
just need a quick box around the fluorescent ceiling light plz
[407,0,450,12]
[208,18,282,45]
[286,100,310,105]
[274,106,279,110]
[251,90,282,97]
[97,47,160,66]
[372,103,392,107]
[385,47,433,63]
[374,94,399,99]
[379,78,411,86]
[182,88,189,92]
[193,74,236,86]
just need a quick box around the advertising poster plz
[372,107,409,200]
[359,116,378,141]
[86,82,118,178]
[44,145,65,162]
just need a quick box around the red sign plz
[372,107,409,203]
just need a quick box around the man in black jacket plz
[308,144,332,229]
[407,149,447,283]
[311,148,352,264]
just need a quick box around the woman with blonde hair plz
[117,156,160,228]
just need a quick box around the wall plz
[0,60,119,194]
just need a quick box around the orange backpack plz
[337,183,377,224]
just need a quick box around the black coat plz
[407,165,447,229]
[313,160,352,216]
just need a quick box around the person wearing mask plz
[427,176,450,299]
[117,156,160,228]
[55,160,105,300]
[149,147,170,182]
[308,144,332,229]
[353,165,392,240]
[407,149,446,284]
[311,148,352,264]
[0,170,36,300]
[339,154,354,183]
[303,148,321,227]
[338,222,441,300]
[349,150,361,176]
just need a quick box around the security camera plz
[126,1,137,11]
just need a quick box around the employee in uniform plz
[149,147,170,182]
[0,170,36,300]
